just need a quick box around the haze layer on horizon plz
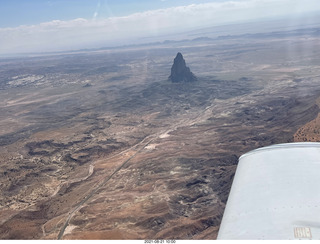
[1,0,320,55]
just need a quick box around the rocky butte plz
[169,52,197,82]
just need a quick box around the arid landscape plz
[1,22,320,239]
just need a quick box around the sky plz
[0,0,320,55]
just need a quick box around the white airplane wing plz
[218,142,320,240]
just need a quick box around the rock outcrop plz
[169,52,197,83]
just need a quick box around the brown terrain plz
[294,98,320,142]
[0,24,320,240]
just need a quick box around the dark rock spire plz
[169,52,197,83]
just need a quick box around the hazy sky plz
[0,0,320,55]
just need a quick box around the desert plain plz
[0,20,320,239]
